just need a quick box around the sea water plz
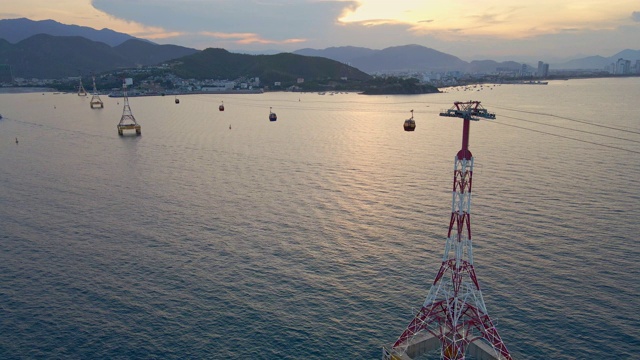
[1,78,639,359]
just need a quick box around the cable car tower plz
[89,76,104,108]
[77,77,87,96]
[117,79,141,136]
[383,101,511,360]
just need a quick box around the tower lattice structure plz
[384,101,511,360]
[77,77,87,96]
[117,80,141,136]
[89,76,104,108]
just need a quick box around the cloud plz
[198,31,306,45]
[91,0,356,48]
[11,0,632,60]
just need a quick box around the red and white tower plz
[383,101,511,360]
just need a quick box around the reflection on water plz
[0,78,639,359]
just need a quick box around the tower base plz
[383,333,504,360]
[90,101,104,108]
[117,124,141,136]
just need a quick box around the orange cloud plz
[199,31,306,45]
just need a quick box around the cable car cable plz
[483,120,640,155]
[489,104,640,135]
[500,114,640,144]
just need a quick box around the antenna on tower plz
[89,75,104,109]
[117,78,141,136]
[383,101,511,360]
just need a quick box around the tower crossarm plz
[439,101,496,121]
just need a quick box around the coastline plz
[107,89,264,98]
[0,87,57,94]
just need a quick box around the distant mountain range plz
[294,45,640,73]
[553,49,640,70]
[0,34,198,78]
[0,18,638,79]
[295,45,473,73]
[0,18,140,46]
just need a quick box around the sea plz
[1,78,639,359]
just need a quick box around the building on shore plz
[537,61,549,77]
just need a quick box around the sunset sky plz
[2,0,639,61]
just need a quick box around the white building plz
[615,58,631,74]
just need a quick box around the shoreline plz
[107,89,264,97]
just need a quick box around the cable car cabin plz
[175,97,180,104]
[219,102,225,111]
[403,110,416,131]
[269,107,277,121]
[403,118,416,131]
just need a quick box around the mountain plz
[358,44,468,73]
[294,46,377,64]
[554,55,609,70]
[113,39,199,66]
[553,49,640,69]
[0,18,140,46]
[294,44,469,73]
[0,34,198,78]
[295,44,640,73]
[168,48,371,85]
[611,49,640,61]
[468,60,522,73]
[1,34,129,78]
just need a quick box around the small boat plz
[403,110,416,132]
[269,107,277,121]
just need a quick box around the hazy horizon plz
[1,1,638,63]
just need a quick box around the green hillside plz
[169,48,372,88]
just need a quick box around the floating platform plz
[90,99,104,108]
[117,124,141,136]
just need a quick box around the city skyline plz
[1,0,639,62]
